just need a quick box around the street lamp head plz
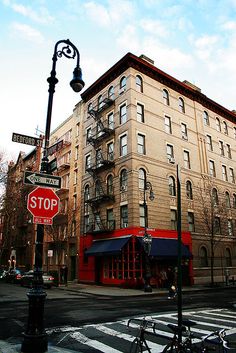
[149,190,155,201]
[70,66,85,92]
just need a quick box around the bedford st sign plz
[12,132,43,147]
[27,187,59,225]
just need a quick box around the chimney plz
[139,54,154,65]
[183,80,201,92]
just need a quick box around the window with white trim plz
[120,103,127,124]
[165,116,172,134]
[222,165,228,181]
[137,103,144,123]
[120,134,127,156]
[137,133,145,154]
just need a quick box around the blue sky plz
[1,0,236,159]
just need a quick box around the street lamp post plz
[142,180,155,293]
[21,39,84,353]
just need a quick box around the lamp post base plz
[21,333,48,353]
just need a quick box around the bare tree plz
[196,177,230,286]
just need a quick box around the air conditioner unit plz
[119,88,125,95]
[120,185,127,192]
[169,157,175,164]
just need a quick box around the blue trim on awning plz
[85,236,131,257]
[138,237,192,258]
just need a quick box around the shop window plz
[200,246,208,267]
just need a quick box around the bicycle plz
[198,329,236,352]
[162,319,198,352]
[127,317,159,353]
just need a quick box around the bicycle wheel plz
[129,338,143,353]
[162,342,179,353]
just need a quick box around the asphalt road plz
[0,282,236,352]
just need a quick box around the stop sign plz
[27,187,59,224]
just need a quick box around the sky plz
[1,0,236,161]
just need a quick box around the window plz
[214,216,221,234]
[165,116,172,134]
[203,111,209,126]
[107,209,114,230]
[186,180,193,200]
[188,212,195,232]
[209,160,216,177]
[206,135,213,151]
[226,248,232,266]
[107,141,114,161]
[96,148,102,167]
[183,150,191,169]
[139,168,146,189]
[200,246,208,267]
[227,220,233,236]
[108,86,114,100]
[163,89,169,105]
[84,215,90,233]
[212,188,219,205]
[226,144,232,159]
[120,205,128,228]
[74,169,78,184]
[107,174,113,195]
[222,165,228,181]
[76,123,80,137]
[88,102,93,113]
[98,94,103,109]
[75,145,79,160]
[179,97,185,113]
[73,194,77,210]
[181,123,188,140]
[136,75,143,92]
[169,176,176,196]
[95,179,101,197]
[233,194,236,208]
[71,221,76,237]
[85,154,91,170]
[223,121,228,135]
[139,205,145,227]
[86,127,92,145]
[234,127,236,139]
[219,141,224,156]
[120,76,126,92]
[229,168,235,183]
[84,185,90,203]
[120,134,127,156]
[171,209,177,230]
[225,191,231,208]
[137,103,144,123]
[137,133,145,154]
[216,117,221,131]
[166,144,174,162]
[120,169,128,191]
[108,112,114,129]
[120,103,127,124]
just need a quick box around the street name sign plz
[27,187,60,225]
[24,171,61,189]
[48,158,57,173]
[12,132,43,147]
[46,140,63,156]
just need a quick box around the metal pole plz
[177,164,183,346]
[21,39,84,353]
[143,180,152,293]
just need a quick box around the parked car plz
[20,270,54,289]
[5,269,23,283]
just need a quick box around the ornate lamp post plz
[142,180,155,292]
[21,39,84,353]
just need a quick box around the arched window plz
[186,180,193,199]
[215,117,221,131]
[84,185,90,201]
[163,89,169,105]
[139,168,146,189]
[98,95,103,109]
[226,248,232,267]
[225,191,231,208]
[120,169,128,191]
[179,97,185,113]
[120,76,126,91]
[88,102,93,112]
[107,174,113,195]
[203,111,209,125]
[169,176,176,196]
[212,188,219,205]
[136,75,143,92]
[108,86,114,100]
[233,194,236,208]
[223,121,228,135]
[200,246,208,267]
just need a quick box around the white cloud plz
[3,1,54,24]
[11,22,44,43]
[140,19,169,38]
[221,20,236,31]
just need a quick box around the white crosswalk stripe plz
[47,308,236,352]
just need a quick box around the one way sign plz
[24,171,61,189]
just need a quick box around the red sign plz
[27,187,59,225]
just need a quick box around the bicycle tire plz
[129,338,143,353]
[162,342,178,353]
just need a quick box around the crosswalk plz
[47,308,236,352]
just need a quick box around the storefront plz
[79,227,193,288]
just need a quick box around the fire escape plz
[85,95,115,234]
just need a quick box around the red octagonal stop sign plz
[27,186,60,225]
